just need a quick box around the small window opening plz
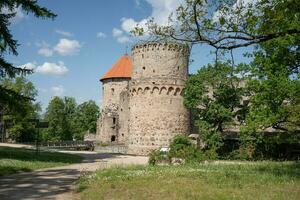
[113,117,116,124]
[153,70,155,73]
[111,135,116,142]
[111,88,115,95]
[142,66,146,70]
[142,54,144,58]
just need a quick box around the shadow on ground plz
[0,146,82,163]
[0,153,120,200]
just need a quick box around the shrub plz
[168,135,206,163]
[148,150,168,165]
[169,135,192,156]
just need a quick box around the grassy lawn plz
[0,146,82,176]
[78,161,300,200]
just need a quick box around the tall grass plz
[78,161,300,200]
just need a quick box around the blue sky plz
[8,0,248,112]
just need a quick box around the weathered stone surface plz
[97,42,191,155]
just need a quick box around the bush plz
[169,135,207,163]
[148,150,168,165]
[169,135,192,157]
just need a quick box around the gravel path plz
[0,145,148,200]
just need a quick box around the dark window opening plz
[142,54,144,58]
[142,66,146,70]
[111,88,115,95]
[153,70,155,73]
[111,135,116,142]
[113,117,116,124]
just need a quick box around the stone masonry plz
[96,41,191,155]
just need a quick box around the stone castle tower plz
[97,41,190,155]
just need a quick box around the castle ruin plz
[96,42,191,155]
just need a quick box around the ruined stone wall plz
[127,42,191,155]
[97,78,130,144]
[118,90,130,144]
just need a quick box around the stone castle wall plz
[97,78,130,144]
[127,42,191,155]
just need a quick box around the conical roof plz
[100,54,132,81]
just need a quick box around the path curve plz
[0,150,148,200]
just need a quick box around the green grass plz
[78,161,300,200]
[0,146,82,176]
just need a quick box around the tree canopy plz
[43,97,100,142]
[0,0,56,108]
[134,0,300,51]
[2,77,40,142]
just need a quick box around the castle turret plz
[127,42,191,155]
[97,54,132,144]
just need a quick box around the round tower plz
[97,54,131,144]
[127,42,191,155]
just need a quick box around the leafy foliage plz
[184,62,246,152]
[0,0,56,109]
[2,77,40,142]
[73,101,100,140]
[43,97,100,141]
[133,0,300,50]
[43,97,77,141]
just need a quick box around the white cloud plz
[112,28,123,37]
[36,61,69,76]
[55,30,73,37]
[113,0,181,43]
[96,32,106,38]
[54,38,81,56]
[17,62,36,70]
[112,28,130,43]
[36,41,53,57]
[121,0,182,33]
[121,18,138,33]
[51,85,64,96]
[2,6,26,24]
[147,0,181,25]
[38,48,53,57]
[117,36,130,43]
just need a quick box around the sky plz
[7,0,249,112]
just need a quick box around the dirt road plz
[0,145,148,200]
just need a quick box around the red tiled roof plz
[100,54,132,81]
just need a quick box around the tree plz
[43,98,100,141]
[2,77,41,142]
[184,62,247,151]
[134,0,300,51]
[239,30,300,156]
[73,101,100,140]
[0,0,56,108]
[43,97,77,141]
